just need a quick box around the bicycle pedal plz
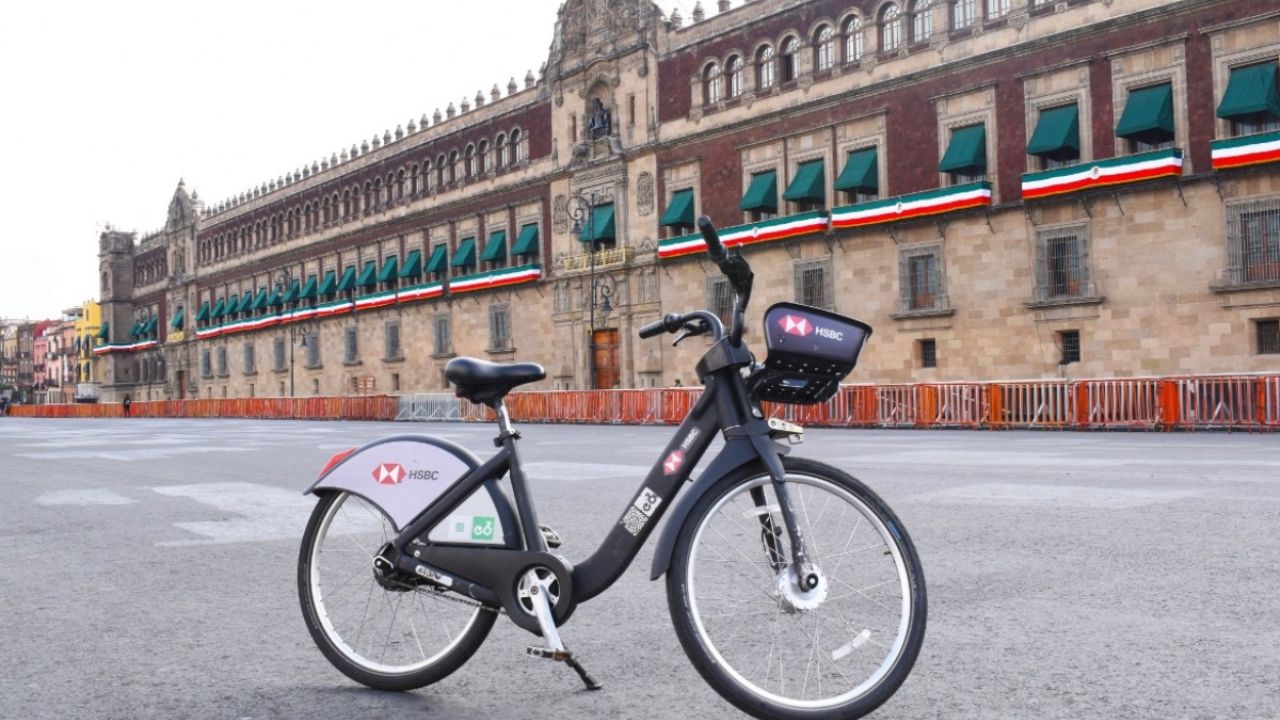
[539,524,562,548]
[525,647,602,691]
[526,646,568,661]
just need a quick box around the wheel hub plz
[776,566,827,612]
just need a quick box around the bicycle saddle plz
[445,357,546,405]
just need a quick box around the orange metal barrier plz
[6,376,1277,430]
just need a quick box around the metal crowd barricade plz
[876,385,921,428]
[1171,375,1260,430]
[395,394,463,421]
[991,380,1075,429]
[1077,377,1163,430]
[924,383,988,428]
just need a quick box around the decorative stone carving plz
[553,195,570,235]
[636,172,655,216]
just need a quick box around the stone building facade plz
[94,0,1280,403]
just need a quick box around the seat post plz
[495,399,515,437]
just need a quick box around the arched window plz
[911,0,933,43]
[322,198,331,225]
[437,154,448,186]
[374,177,385,208]
[814,25,835,71]
[448,151,459,183]
[703,62,723,105]
[727,55,745,98]
[985,0,1010,19]
[780,36,800,82]
[409,164,420,195]
[844,16,864,62]
[363,182,373,213]
[496,134,508,168]
[953,0,976,30]
[756,45,775,89]
[464,145,476,178]
[478,140,489,174]
[396,169,406,200]
[511,128,525,163]
[881,4,902,53]
[423,161,434,192]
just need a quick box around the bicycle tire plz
[667,457,926,719]
[297,491,496,691]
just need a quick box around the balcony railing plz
[560,246,633,274]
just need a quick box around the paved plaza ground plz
[0,417,1277,719]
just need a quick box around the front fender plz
[649,436,775,581]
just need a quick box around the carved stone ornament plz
[636,172,655,216]
[553,195,570,235]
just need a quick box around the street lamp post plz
[566,192,615,389]
[275,268,317,398]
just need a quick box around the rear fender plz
[306,435,515,545]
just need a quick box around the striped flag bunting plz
[658,212,829,260]
[1211,131,1280,172]
[830,182,992,230]
[1021,149,1183,201]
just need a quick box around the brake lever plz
[671,320,708,347]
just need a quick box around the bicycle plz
[297,216,927,720]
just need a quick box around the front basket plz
[749,302,872,405]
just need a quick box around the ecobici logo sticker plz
[447,515,499,543]
[620,487,662,536]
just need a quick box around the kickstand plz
[564,653,602,691]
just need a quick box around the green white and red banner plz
[1211,131,1280,171]
[449,264,543,295]
[830,182,992,230]
[1021,149,1183,201]
[92,339,158,356]
[658,212,829,260]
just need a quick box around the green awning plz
[377,256,399,283]
[170,307,185,330]
[740,170,778,213]
[143,317,157,336]
[783,160,825,203]
[96,322,109,339]
[659,189,696,229]
[195,302,210,323]
[299,275,318,301]
[317,270,337,296]
[335,266,356,293]
[452,237,477,267]
[578,204,615,243]
[511,224,539,256]
[939,124,987,174]
[129,321,142,338]
[239,290,254,314]
[1115,83,1174,142]
[1027,104,1080,157]
[281,280,301,304]
[211,298,226,320]
[425,245,448,274]
[250,288,269,311]
[357,261,377,288]
[223,295,241,317]
[833,148,879,193]
[398,250,422,279]
[268,287,285,307]
[480,231,507,263]
[1216,62,1280,121]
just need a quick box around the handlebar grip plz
[697,216,725,262]
[638,313,684,339]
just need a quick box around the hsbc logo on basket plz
[372,463,407,485]
[779,314,844,342]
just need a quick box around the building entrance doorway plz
[177,371,186,400]
[592,329,619,389]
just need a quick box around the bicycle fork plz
[749,435,822,594]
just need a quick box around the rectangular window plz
[344,327,359,364]
[1257,319,1280,355]
[1058,330,1081,365]
[305,333,321,368]
[1116,82,1175,153]
[1028,104,1081,171]
[201,348,212,378]
[919,338,937,368]
[489,305,511,351]
[216,347,227,377]
[1034,224,1092,301]
[273,337,286,372]
[793,258,834,310]
[939,124,987,185]
[985,0,1010,19]
[1226,198,1280,286]
[434,315,452,356]
[899,245,948,313]
[953,0,977,30]
[385,321,401,360]
[243,343,255,375]
[1217,62,1280,138]
[392,372,401,391]
[707,275,734,327]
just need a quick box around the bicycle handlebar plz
[639,216,753,347]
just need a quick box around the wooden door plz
[177,371,186,400]
[592,329,620,389]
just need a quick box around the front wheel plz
[298,491,496,690]
[667,457,926,720]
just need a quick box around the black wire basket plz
[748,302,873,405]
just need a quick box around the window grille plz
[344,327,358,364]
[305,333,321,368]
[1034,224,1092,301]
[434,315,451,356]
[489,305,512,351]
[243,343,255,375]
[201,349,212,378]
[793,258,834,310]
[385,321,401,360]
[707,275,734,327]
[216,347,227,377]
[1225,198,1280,285]
[920,338,937,368]
[1059,330,1081,364]
[899,245,947,312]
[273,337,285,371]
[1257,319,1280,355]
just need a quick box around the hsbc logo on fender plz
[779,314,844,342]
[372,463,407,485]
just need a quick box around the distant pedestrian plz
[122,395,132,418]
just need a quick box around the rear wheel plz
[298,491,496,690]
[667,458,926,719]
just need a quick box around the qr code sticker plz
[621,507,648,536]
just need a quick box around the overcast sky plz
[0,0,697,321]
